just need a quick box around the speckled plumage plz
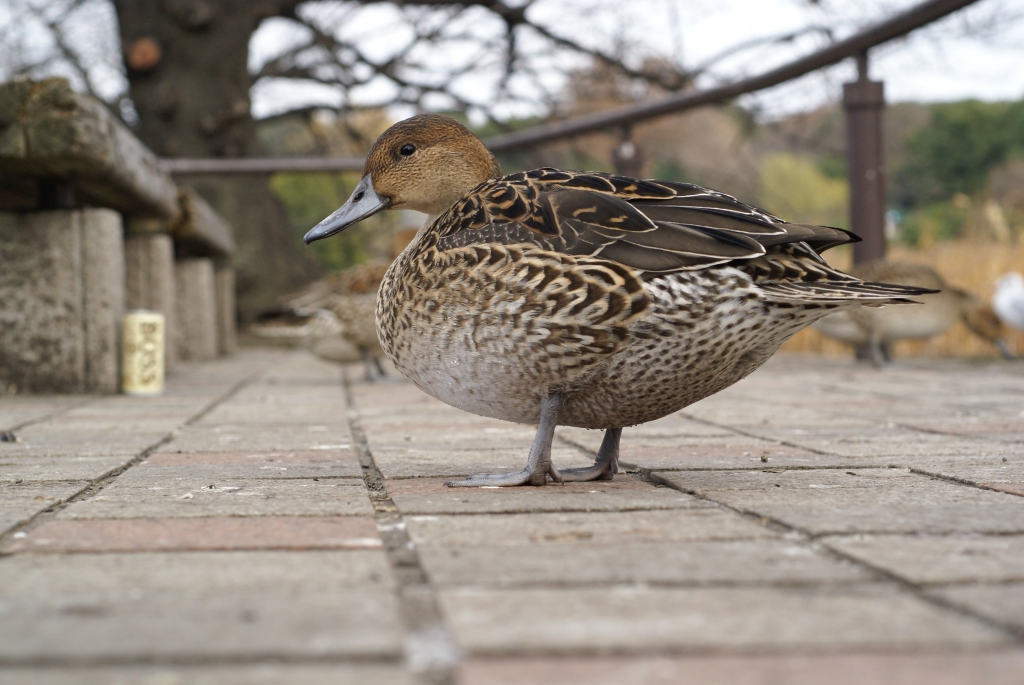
[306,114,935,486]
[376,167,929,431]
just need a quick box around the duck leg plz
[446,393,564,487]
[359,347,381,381]
[560,428,621,482]
[867,333,888,368]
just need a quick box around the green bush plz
[895,198,969,246]
[270,171,397,272]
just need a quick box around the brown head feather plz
[364,114,501,217]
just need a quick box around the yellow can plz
[122,311,165,396]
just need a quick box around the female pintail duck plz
[813,261,1014,365]
[304,114,934,487]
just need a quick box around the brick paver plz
[1,349,1023,684]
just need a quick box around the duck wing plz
[434,169,856,275]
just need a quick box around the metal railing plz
[158,0,981,175]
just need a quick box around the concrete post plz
[125,234,177,373]
[174,258,218,362]
[0,209,123,393]
[844,52,887,265]
[81,211,125,393]
[214,267,237,356]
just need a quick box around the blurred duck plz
[258,261,392,379]
[301,114,933,488]
[993,272,1024,332]
[326,261,391,379]
[814,261,1014,365]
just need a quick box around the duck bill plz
[303,175,390,245]
[995,339,1016,360]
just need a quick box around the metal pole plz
[844,51,887,264]
[612,126,645,177]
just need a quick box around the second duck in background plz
[813,261,1014,365]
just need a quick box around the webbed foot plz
[446,394,564,488]
[560,428,621,482]
[445,462,562,487]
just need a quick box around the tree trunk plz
[111,0,320,321]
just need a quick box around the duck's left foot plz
[446,393,564,488]
[445,462,562,487]
[560,428,621,482]
[359,347,388,382]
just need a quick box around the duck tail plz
[758,279,939,306]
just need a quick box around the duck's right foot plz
[559,428,621,482]
[446,393,564,488]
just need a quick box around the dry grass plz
[781,240,1024,359]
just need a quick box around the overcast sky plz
[4,0,1024,122]
[245,0,1024,120]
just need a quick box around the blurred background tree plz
[2,0,1023,320]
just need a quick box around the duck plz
[257,261,392,379]
[325,261,392,379]
[813,261,1014,364]
[303,114,934,487]
[993,272,1024,332]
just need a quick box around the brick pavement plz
[1,349,1023,684]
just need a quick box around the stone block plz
[0,481,86,533]
[10,417,180,458]
[0,455,129,484]
[8,517,382,554]
[0,78,178,219]
[0,397,82,432]
[174,258,218,361]
[458,652,1024,685]
[0,665,414,685]
[438,584,1006,655]
[405,509,775,547]
[0,208,123,393]
[0,592,402,662]
[655,468,1024,535]
[124,233,177,372]
[824,534,1024,584]
[215,266,237,356]
[372,446,595,479]
[162,422,351,453]
[81,210,124,392]
[929,583,1024,632]
[56,474,373,519]
[145,448,362,478]
[173,187,235,257]
[418,539,869,588]
[386,476,701,515]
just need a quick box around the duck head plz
[304,114,500,244]
[961,302,1015,360]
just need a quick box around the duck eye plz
[399,144,416,156]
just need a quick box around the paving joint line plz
[342,370,459,685]
[678,413,842,458]
[0,372,261,551]
[680,413,1023,494]
[0,653,403,669]
[639,467,1024,644]
[805,382,1023,447]
[906,466,1024,498]
[0,396,96,436]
